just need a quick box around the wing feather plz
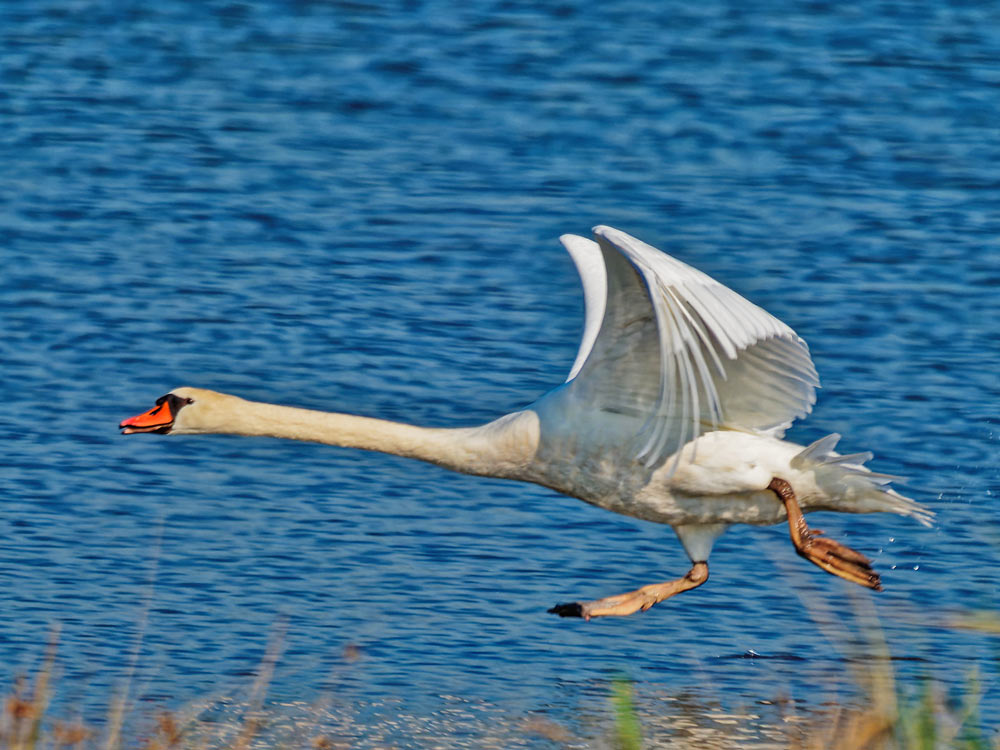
[561,226,819,470]
[559,234,607,382]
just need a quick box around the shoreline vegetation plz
[3,613,996,750]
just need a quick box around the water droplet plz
[890,565,897,570]
[888,537,895,543]
[913,565,919,571]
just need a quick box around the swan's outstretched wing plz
[560,226,819,470]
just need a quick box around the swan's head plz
[119,387,228,435]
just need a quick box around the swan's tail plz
[790,434,934,527]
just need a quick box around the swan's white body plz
[123,226,930,610]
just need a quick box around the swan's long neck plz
[181,391,541,480]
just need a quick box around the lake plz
[2,0,998,745]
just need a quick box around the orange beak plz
[120,399,176,434]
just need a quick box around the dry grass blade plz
[2,626,60,750]
[231,617,287,750]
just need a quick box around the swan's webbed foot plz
[768,477,882,591]
[548,562,709,620]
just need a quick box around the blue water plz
[2,0,998,743]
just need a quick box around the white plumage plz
[561,226,817,470]
[122,226,931,619]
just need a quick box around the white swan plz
[121,226,931,619]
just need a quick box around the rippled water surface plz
[2,0,999,743]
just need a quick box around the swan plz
[120,226,931,619]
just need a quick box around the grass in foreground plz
[2,620,997,750]
[606,672,997,750]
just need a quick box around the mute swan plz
[121,226,931,619]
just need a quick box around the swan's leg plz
[768,477,881,590]
[548,563,708,620]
